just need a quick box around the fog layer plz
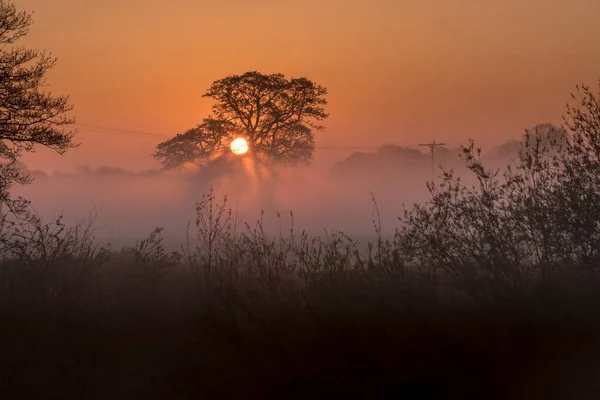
[14,141,524,250]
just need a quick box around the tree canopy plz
[0,0,76,202]
[154,71,328,170]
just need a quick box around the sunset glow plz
[16,0,600,172]
[230,138,249,155]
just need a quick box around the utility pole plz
[419,140,446,182]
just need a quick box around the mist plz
[14,140,521,250]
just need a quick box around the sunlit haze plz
[17,0,600,172]
[9,0,600,247]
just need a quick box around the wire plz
[316,146,379,150]
[73,125,169,140]
[74,123,168,138]
[73,122,428,150]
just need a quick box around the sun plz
[230,137,249,155]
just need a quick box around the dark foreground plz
[2,255,600,400]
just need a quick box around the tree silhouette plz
[154,71,328,170]
[153,119,235,170]
[523,123,568,154]
[398,78,600,290]
[0,1,76,203]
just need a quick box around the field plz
[2,181,600,399]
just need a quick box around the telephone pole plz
[419,140,446,182]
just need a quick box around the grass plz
[1,189,600,399]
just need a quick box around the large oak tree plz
[0,0,76,203]
[154,71,328,170]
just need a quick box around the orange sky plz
[17,0,600,172]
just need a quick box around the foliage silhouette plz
[0,0,76,207]
[398,79,600,296]
[154,71,328,170]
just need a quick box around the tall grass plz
[0,182,598,399]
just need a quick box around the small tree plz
[549,79,600,270]
[154,71,328,170]
[398,78,600,295]
[0,1,76,205]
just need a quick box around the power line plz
[73,124,168,140]
[75,128,166,140]
[316,146,379,150]
[73,122,438,151]
[74,123,168,138]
